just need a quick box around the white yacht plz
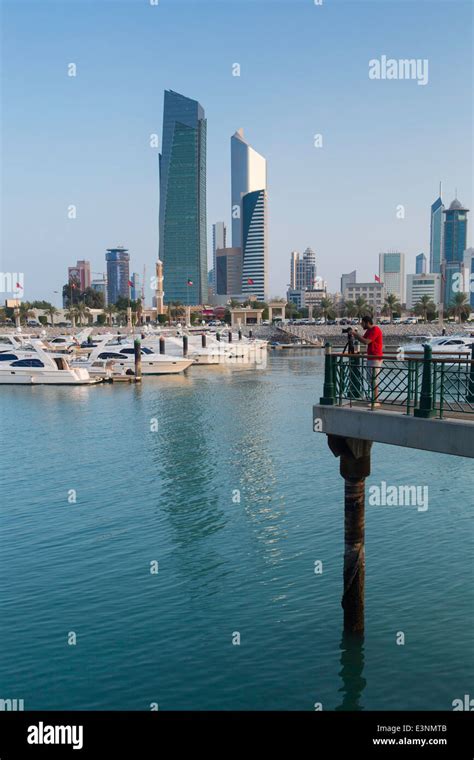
[0,341,101,385]
[401,335,474,358]
[73,339,193,375]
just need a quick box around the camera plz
[341,327,353,334]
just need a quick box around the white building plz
[379,251,406,304]
[344,282,385,313]
[231,129,266,249]
[406,273,441,310]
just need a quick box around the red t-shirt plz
[364,325,383,357]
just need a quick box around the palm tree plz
[75,301,89,326]
[105,304,117,326]
[319,297,335,321]
[382,293,401,323]
[413,295,435,323]
[354,296,368,319]
[65,307,78,328]
[19,301,35,325]
[47,305,59,326]
[344,301,358,318]
[449,292,471,323]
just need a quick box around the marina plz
[1,349,472,710]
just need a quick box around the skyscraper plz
[429,194,444,274]
[159,90,207,305]
[130,272,140,301]
[442,198,469,306]
[154,259,164,314]
[302,247,317,289]
[106,247,130,305]
[416,253,427,274]
[379,251,406,304]
[212,222,226,293]
[241,189,268,301]
[231,129,267,249]
[463,248,474,309]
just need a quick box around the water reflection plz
[335,631,366,711]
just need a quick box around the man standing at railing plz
[353,316,383,408]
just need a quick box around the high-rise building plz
[130,272,140,301]
[159,90,207,305]
[379,251,406,304]
[302,247,317,289]
[231,129,267,249]
[216,247,242,295]
[429,194,444,274]
[68,260,91,291]
[442,198,469,307]
[106,246,130,305]
[290,249,317,290]
[212,222,227,293]
[241,189,268,301]
[406,273,441,310]
[416,253,427,274]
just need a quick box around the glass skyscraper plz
[106,247,130,305]
[429,195,444,274]
[379,251,406,304]
[241,189,268,301]
[416,253,427,274]
[159,90,207,305]
[442,198,469,306]
[231,129,267,249]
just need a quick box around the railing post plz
[320,342,335,405]
[348,343,362,400]
[414,344,435,418]
[467,345,474,403]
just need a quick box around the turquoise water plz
[1,352,473,710]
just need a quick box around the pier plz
[313,343,474,633]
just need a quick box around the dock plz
[313,343,474,633]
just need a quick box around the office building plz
[212,222,227,294]
[341,270,356,295]
[463,248,474,308]
[442,198,469,307]
[106,246,130,305]
[379,251,406,304]
[344,282,385,312]
[429,194,444,274]
[241,189,268,301]
[216,247,242,295]
[130,273,140,301]
[68,260,91,291]
[159,90,207,305]
[406,273,441,310]
[231,128,266,249]
[416,253,427,274]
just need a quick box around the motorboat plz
[0,341,101,385]
[142,332,268,366]
[72,339,193,375]
[400,335,474,359]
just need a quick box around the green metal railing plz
[320,342,474,419]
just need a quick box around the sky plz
[1,0,473,306]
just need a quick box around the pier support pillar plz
[159,337,165,354]
[327,435,372,633]
[134,338,142,381]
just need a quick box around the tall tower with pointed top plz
[231,129,267,249]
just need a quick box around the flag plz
[70,282,77,289]
[128,280,133,287]
[374,274,381,283]
[247,278,254,285]
[187,279,193,286]
[16,282,23,289]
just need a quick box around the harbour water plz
[1,352,472,710]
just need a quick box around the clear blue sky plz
[2,0,473,305]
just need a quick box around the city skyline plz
[1,0,473,305]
